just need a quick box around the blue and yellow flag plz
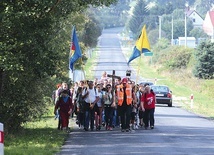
[127,25,151,65]
[69,26,82,72]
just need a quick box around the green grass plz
[4,49,100,155]
[128,47,214,119]
[84,48,99,80]
[4,113,68,155]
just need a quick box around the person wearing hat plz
[54,90,73,132]
[116,78,136,132]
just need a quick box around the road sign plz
[144,52,153,56]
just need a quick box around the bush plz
[193,41,214,79]
[153,45,193,70]
[0,74,53,133]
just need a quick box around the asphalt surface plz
[56,27,214,155]
[93,27,144,81]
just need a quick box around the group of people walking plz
[53,71,156,132]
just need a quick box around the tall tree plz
[194,0,214,18]
[90,0,130,28]
[193,41,214,79]
[190,27,209,40]
[128,0,149,38]
[82,15,102,48]
[154,0,196,9]
[0,0,117,133]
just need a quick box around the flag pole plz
[135,26,145,93]
[71,26,74,82]
[136,53,141,85]
[69,25,83,82]
[80,56,86,81]
[136,26,144,89]
[128,25,150,90]
[135,47,142,94]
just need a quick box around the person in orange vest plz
[116,78,136,132]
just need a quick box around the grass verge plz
[84,48,99,80]
[127,47,214,119]
[4,113,68,155]
[4,48,99,155]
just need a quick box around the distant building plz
[178,37,196,48]
[203,10,214,41]
[186,10,204,29]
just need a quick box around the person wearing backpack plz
[103,84,115,131]
[94,83,104,131]
[131,85,138,130]
[137,83,145,128]
[82,81,99,131]
[140,85,156,129]
[53,83,62,129]
[76,87,85,129]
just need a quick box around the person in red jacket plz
[54,89,73,132]
[140,85,156,129]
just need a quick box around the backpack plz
[100,91,105,105]
[103,92,113,106]
[78,93,85,111]
[83,87,97,96]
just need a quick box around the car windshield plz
[152,86,169,92]
[140,82,154,86]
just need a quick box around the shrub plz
[153,45,193,70]
[193,41,214,79]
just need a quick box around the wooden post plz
[0,123,4,155]
[190,94,194,109]
[107,70,121,98]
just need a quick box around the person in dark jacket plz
[54,90,73,132]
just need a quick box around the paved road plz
[93,27,143,81]
[56,28,214,155]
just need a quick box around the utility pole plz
[185,13,187,47]
[159,16,162,39]
[185,2,189,48]
[171,16,174,45]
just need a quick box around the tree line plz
[0,0,117,133]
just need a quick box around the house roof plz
[186,10,194,16]
[186,9,204,20]
[203,10,214,36]
[209,11,214,27]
